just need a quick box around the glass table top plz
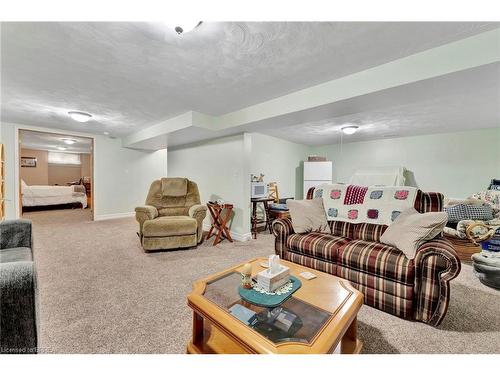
[203,272,331,344]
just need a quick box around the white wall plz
[1,122,168,220]
[312,128,500,198]
[249,133,310,200]
[93,135,168,219]
[167,134,251,239]
[167,133,313,239]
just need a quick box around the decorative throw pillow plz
[380,207,448,259]
[286,198,330,234]
[444,204,494,223]
[463,204,494,221]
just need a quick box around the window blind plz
[48,152,81,165]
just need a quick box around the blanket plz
[315,183,418,226]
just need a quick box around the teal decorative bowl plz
[238,276,302,308]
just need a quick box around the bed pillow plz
[286,198,330,234]
[21,179,28,188]
[380,207,448,259]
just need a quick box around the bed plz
[21,180,87,209]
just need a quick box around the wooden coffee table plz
[186,258,363,354]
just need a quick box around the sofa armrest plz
[272,218,295,258]
[0,262,38,353]
[0,220,33,250]
[189,204,208,243]
[414,237,461,326]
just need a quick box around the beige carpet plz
[24,209,500,354]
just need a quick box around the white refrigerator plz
[303,161,332,198]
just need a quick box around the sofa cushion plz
[286,232,351,262]
[346,279,414,319]
[338,239,415,284]
[353,223,388,242]
[329,220,355,239]
[0,247,33,263]
[143,216,197,237]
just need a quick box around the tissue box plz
[256,265,290,292]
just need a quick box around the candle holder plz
[241,263,253,290]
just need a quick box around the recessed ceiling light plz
[57,146,68,151]
[62,138,77,145]
[341,126,359,135]
[103,131,110,136]
[68,111,92,123]
[167,21,202,34]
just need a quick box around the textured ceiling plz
[261,63,500,145]
[1,22,498,137]
[20,130,92,153]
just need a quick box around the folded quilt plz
[315,183,418,226]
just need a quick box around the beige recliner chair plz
[135,178,207,252]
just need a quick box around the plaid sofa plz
[272,188,461,326]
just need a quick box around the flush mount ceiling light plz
[62,138,77,145]
[341,125,359,135]
[68,111,92,123]
[167,21,202,35]
[57,146,68,151]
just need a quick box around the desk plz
[251,197,274,239]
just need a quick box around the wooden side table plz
[206,202,234,246]
[251,197,274,239]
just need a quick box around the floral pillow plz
[470,190,500,218]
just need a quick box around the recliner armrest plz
[188,204,207,219]
[188,204,207,243]
[135,205,158,220]
[0,220,33,250]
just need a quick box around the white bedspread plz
[21,185,87,208]
[22,185,74,198]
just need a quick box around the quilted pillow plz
[445,204,494,223]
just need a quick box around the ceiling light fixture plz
[57,146,68,151]
[167,21,202,35]
[62,138,77,145]
[68,111,92,123]
[103,131,110,136]
[341,125,359,135]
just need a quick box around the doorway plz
[18,129,94,221]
